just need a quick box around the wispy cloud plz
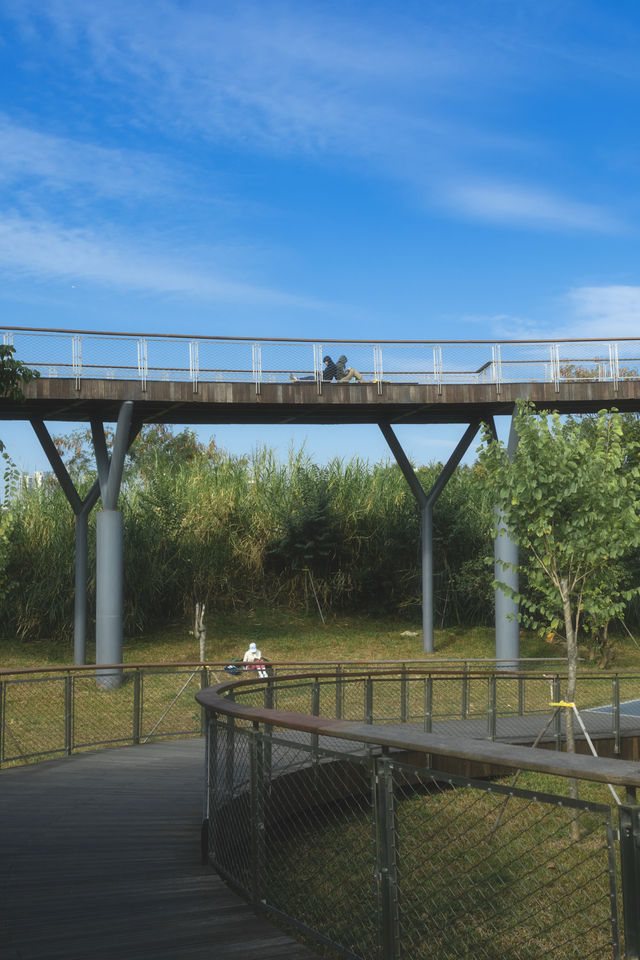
[1,0,631,237]
[567,285,640,337]
[0,116,177,199]
[0,213,325,308]
[442,180,620,232]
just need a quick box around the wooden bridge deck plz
[0,739,318,960]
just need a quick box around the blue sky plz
[2,0,640,473]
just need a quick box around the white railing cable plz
[189,341,199,393]
[72,335,82,390]
[610,343,619,391]
[252,343,262,394]
[137,338,148,391]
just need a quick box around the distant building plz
[19,471,53,494]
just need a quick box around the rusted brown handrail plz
[197,677,640,788]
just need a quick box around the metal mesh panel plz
[1,675,67,762]
[139,668,203,741]
[391,762,620,960]
[9,328,640,386]
[262,725,378,959]
[72,672,136,748]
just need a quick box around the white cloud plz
[442,180,620,232]
[0,214,325,308]
[567,285,640,337]
[0,115,177,199]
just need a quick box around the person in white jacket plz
[243,641,268,678]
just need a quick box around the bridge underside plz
[4,376,640,425]
[4,377,640,673]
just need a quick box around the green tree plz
[0,343,40,461]
[480,401,640,822]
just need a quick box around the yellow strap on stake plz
[551,700,620,805]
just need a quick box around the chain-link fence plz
[201,672,640,960]
[5,327,640,388]
[229,669,640,750]
[0,663,210,766]
[3,663,637,768]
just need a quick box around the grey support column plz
[379,421,480,653]
[30,419,100,665]
[92,401,138,689]
[492,413,520,669]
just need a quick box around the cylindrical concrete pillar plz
[96,509,124,689]
[422,503,434,653]
[494,505,519,670]
[74,511,88,665]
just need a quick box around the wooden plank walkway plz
[0,739,318,960]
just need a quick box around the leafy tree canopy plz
[480,400,640,681]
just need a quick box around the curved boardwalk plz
[0,739,317,960]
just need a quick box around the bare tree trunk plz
[561,578,580,840]
[195,602,206,662]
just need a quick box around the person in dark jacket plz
[335,354,364,382]
[323,355,337,380]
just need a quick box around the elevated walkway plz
[0,739,317,960]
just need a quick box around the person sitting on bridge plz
[290,355,337,381]
[243,641,268,678]
[335,355,364,382]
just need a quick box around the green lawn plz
[5,607,639,670]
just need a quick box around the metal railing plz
[1,660,636,768]
[3,325,640,389]
[198,671,640,960]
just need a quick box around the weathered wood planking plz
[0,739,318,960]
[1,376,640,425]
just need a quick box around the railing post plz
[64,672,73,756]
[487,674,497,741]
[423,676,433,733]
[461,664,469,719]
[552,676,562,750]
[619,789,640,959]
[375,755,401,960]
[249,722,266,907]
[0,679,4,767]
[225,692,235,796]
[400,665,408,723]
[335,665,344,720]
[263,682,273,781]
[199,666,209,736]
[365,677,374,725]
[311,678,320,756]
[133,669,142,744]
[613,675,621,755]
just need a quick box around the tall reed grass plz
[0,440,496,641]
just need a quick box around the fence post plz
[487,674,497,741]
[461,664,469,719]
[613,675,621,756]
[64,672,73,756]
[335,665,344,720]
[619,789,640,959]
[423,676,433,733]
[518,675,525,716]
[225,692,235,796]
[199,666,209,736]
[1,679,5,767]
[264,682,273,781]
[311,678,320,756]
[400,665,408,723]
[375,755,401,960]
[552,676,562,751]
[249,722,266,907]
[133,669,142,745]
[366,677,374,725]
